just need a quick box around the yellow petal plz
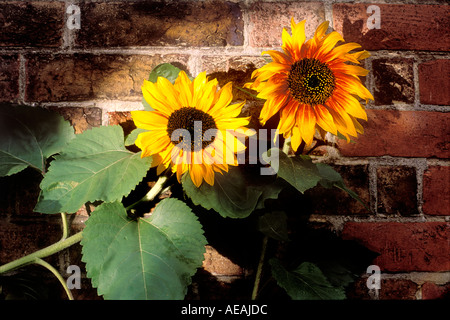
[297,105,316,146]
[276,99,298,134]
[131,110,168,130]
[208,82,234,116]
[314,104,337,135]
[290,126,302,151]
[142,81,174,117]
[156,76,181,109]
[174,70,193,107]
[332,90,367,120]
[290,19,306,59]
[190,163,205,187]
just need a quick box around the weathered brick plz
[377,166,418,216]
[247,2,325,47]
[333,4,450,51]
[108,111,136,138]
[0,2,64,47]
[47,107,102,134]
[202,245,245,277]
[0,55,19,102]
[421,282,450,300]
[304,165,371,215]
[348,277,418,300]
[419,60,450,106]
[0,218,62,264]
[341,222,450,272]
[372,58,414,106]
[337,110,450,158]
[422,166,450,216]
[25,54,189,102]
[76,1,243,48]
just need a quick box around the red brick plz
[348,277,418,300]
[372,58,414,106]
[304,165,371,215]
[0,2,64,47]
[341,222,450,272]
[333,4,450,51]
[337,110,450,158]
[377,166,418,216]
[25,54,189,102]
[0,55,19,102]
[421,282,450,300]
[419,60,450,106]
[422,166,450,216]
[247,2,325,47]
[76,1,243,48]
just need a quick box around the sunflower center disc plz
[167,107,217,152]
[287,58,336,106]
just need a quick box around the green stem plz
[252,235,269,300]
[34,258,74,300]
[282,137,291,155]
[126,174,170,211]
[0,231,83,274]
[60,212,68,241]
[233,85,264,100]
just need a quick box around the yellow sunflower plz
[131,71,251,187]
[245,18,374,151]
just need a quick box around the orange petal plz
[297,105,316,145]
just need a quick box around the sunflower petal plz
[297,105,316,145]
[314,104,337,135]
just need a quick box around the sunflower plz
[131,71,251,187]
[245,18,374,151]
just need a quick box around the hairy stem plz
[60,212,68,241]
[34,258,74,300]
[126,174,170,211]
[252,235,269,300]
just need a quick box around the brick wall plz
[0,0,449,300]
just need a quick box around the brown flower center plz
[166,107,217,152]
[287,58,335,105]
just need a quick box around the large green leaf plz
[34,125,152,214]
[0,104,75,177]
[182,166,284,218]
[269,258,346,300]
[266,149,322,193]
[81,199,207,300]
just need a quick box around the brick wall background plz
[0,0,448,300]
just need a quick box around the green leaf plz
[269,258,346,300]
[148,63,191,84]
[182,166,284,219]
[267,148,322,193]
[125,128,147,146]
[81,199,207,300]
[257,211,289,241]
[0,105,75,177]
[34,125,152,214]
